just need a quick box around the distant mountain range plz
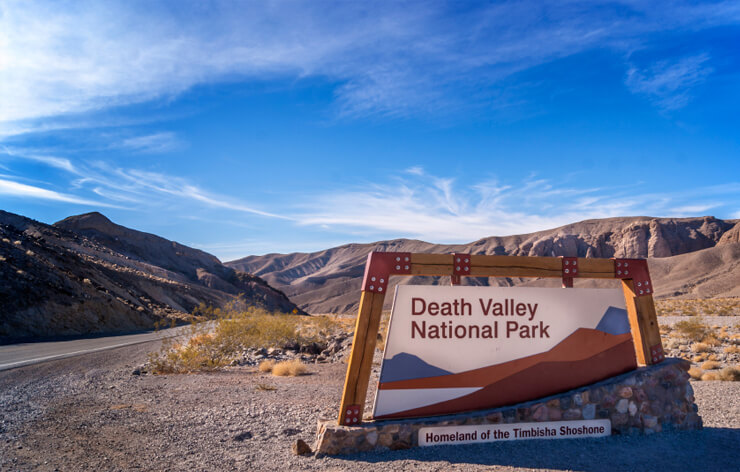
[0,211,302,343]
[2,211,738,342]
[227,216,740,314]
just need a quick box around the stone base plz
[315,358,701,456]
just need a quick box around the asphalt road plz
[0,326,188,371]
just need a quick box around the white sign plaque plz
[373,286,636,419]
[419,419,612,446]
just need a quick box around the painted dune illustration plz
[374,306,637,419]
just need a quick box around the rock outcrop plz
[0,211,302,342]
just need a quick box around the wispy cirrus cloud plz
[0,178,115,207]
[1,146,77,173]
[625,54,714,110]
[293,170,740,242]
[2,0,739,135]
[117,132,182,154]
[0,148,284,218]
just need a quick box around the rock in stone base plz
[314,358,701,456]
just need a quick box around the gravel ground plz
[1,339,739,472]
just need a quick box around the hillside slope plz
[227,216,739,313]
[0,211,302,342]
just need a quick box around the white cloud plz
[0,178,115,206]
[0,148,286,218]
[1,0,739,133]
[1,146,76,172]
[118,132,181,153]
[625,54,713,110]
[293,173,740,242]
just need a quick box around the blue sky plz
[1,1,739,260]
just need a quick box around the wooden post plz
[621,281,664,365]
[337,289,386,425]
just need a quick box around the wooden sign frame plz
[338,252,664,426]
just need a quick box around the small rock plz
[292,439,312,456]
[582,403,596,420]
[282,428,301,436]
[233,431,252,441]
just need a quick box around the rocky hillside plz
[227,216,740,314]
[0,211,303,342]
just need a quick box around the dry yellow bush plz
[376,311,391,352]
[148,295,347,374]
[702,334,722,346]
[271,359,307,377]
[258,360,275,373]
[688,367,704,380]
[725,345,740,354]
[691,342,712,353]
[719,366,740,381]
[701,361,721,370]
[692,354,708,363]
[701,371,721,381]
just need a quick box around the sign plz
[419,420,611,446]
[373,286,637,419]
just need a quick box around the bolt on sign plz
[337,253,664,426]
[373,286,636,419]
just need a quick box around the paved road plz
[0,326,188,371]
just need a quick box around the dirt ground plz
[1,339,739,472]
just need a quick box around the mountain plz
[0,211,302,343]
[226,216,740,314]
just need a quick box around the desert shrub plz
[724,345,740,354]
[376,311,391,352]
[675,319,709,342]
[692,354,708,363]
[701,361,721,370]
[688,367,704,380]
[258,360,275,373]
[148,295,344,374]
[701,371,721,381]
[691,343,712,353]
[271,359,307,377]
[719,367,740,381]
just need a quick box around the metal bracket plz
[451,253,470,286]
[613,258,653,297]
[342,404,362,425]
[561,257,578,288]
[361,252,412,293]
[650,344,665,364]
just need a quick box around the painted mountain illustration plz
[374,306,636,419]
[595,306,631,335]
[379,352,452,383]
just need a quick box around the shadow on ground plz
[337,428,739,471]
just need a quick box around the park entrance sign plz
[373,286,636,419]
[338,252,665,426]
